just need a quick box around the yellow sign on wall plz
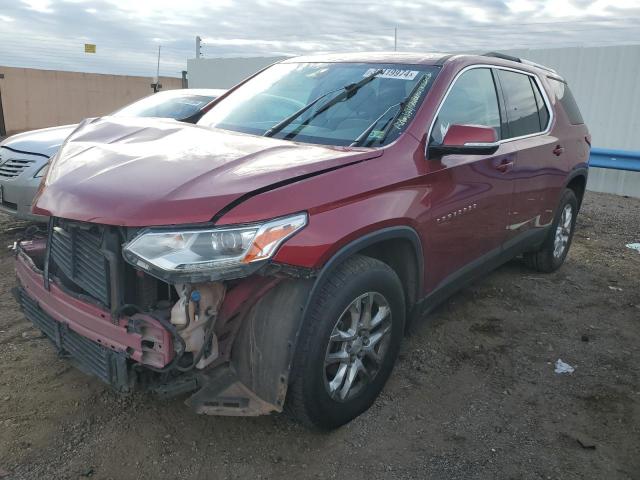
[84,44,96,54]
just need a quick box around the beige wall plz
[0,66,182,135]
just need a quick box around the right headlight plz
[122,213,307,283]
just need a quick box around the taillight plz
[585,134,592,146]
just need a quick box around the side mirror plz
[428,124,499,158]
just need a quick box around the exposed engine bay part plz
[187,279,313,415]
[132,311,175,369]
[170,282,226,370]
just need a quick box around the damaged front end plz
[14,216,314,416]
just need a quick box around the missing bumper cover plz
[16,287,131,392]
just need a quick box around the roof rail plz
[483,51,521,63]
[519,58,557,74]
[482,51,557,74]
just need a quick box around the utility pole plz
[196,36,202,58]
[151,45,162,93]
[394,26,397,51]
[156,45,161,82]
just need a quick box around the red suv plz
[14,52,589,429]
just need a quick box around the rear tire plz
[524,188,578,273]
[286,255,405,430]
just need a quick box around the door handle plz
[495,159,513,172]
[553,145,565,156]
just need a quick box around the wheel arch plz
[304,226,424,320]
[564,167,588,210]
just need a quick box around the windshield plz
[114,94,215,120]
[199,62,439,147]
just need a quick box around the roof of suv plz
[282,52,451,65]
[282,52,558,78]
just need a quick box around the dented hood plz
[33,117,381,226]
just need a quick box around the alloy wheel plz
[323,292,392,402]
[553,204,573,258]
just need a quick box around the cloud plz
[0,0,638,77]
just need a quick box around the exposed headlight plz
[122,213,307,282]
[34,163,49,178]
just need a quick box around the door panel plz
[421,67,513,292]
[496,69,560,241]
[503,135,561,238]
[422,147,514,290]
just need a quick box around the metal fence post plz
[0,73,6,137]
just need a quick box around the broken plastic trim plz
[117,303,186,373]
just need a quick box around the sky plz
[0,0,639,78]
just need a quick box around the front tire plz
[286,255,405,429]
[524,188,578,273]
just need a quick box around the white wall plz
[503,45,640,198]
[504,45,640,150]
[187,57,286,89]
[586,169,640,198]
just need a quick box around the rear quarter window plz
[548,78,584,125]
[531,77,550,130]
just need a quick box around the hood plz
[33,117,382,226]
[1,124,78,158]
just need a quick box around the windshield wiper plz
[350,102,402,147]
[350,73,430,148]
[263,69,383,138]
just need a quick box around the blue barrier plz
[589,147,640,172]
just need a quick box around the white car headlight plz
[34,163,49,178]
[122,213,307,282]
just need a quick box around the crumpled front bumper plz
[14,238,313,416]
[15,286,131,390]
[14,242,174,390]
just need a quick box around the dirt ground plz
[0,191,638,480]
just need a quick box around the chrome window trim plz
[464,142,500,147]
[425,63,555,157]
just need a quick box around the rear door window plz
[497,70,546,138]
[431,68,501,145]
[548,78,584,124]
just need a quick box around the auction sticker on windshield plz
[363,68,419,80]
